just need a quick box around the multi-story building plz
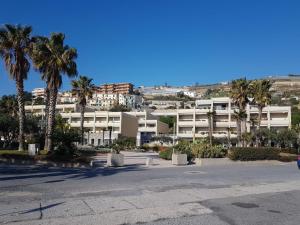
[25,104,78,116]
[57,91,78,104]
[25,104,168,146]
[127,111,169,145]
[32,88,46,99]
[177,97,291,141]
[25,97,291,146]
[90,93,143,109]
[60,111,138,145]
[97,83,133,94]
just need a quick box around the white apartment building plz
[90,93,143,109]
[32,88,46,99]
[178,97,291,140]
[25,97,291,145]
[57,91,78,104]
[25,104,78,116]
[60,111,138,145]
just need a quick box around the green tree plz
[31,33,77,151]
[0,95,18,117]
[71,76,94,144]
[250,79,272,132]
[230,78,250,146]
[233,110,247,147]
[0,24,33,150]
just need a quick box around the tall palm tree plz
[226,127,232,148]
[230,78,250,144]
[233,110,247,147]
[0,24,32,151]
[71,76,94,145]
[207,110,215,146]
[250,79,272,131]
[31,33,77,151]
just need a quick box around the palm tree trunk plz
[44,86,50,150]
[257,107,262,147]
[80,104,85,145]
[236,118,241,147]
[16,78,25,151]
[47,87,58,152]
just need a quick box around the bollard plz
[146,157,153,166]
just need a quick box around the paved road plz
[0,160,300,225]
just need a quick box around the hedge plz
[228,147,280,161]
[159,148,173,160]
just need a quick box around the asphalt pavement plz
[0,158,300,225]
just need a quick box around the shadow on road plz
[0,164,145,182]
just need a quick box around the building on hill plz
[89,93,143,110]
[32,88,46,99]
[97,83,134,94]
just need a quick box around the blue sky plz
[1,0,300,95]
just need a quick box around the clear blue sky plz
[1,0,300,95]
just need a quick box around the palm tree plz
[71,76,94,145]
[0,24,32,151]
[207,110,215,146]
[230,78,250,144]
[31,33,77,151]
[233,110,247,147]
[226,127,232,148]
[250,79,272,131]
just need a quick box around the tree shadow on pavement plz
[0,164,145,182]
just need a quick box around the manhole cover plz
[184,171,206,175]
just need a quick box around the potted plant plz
[171,140,191,165]
[107,143,124,167]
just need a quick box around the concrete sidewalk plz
[2,179,300,225]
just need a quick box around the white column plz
[93,112,96,132]
[267,106,271,129]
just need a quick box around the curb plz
[0,157,90,168]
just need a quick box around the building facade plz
[97,83,134,94]
[178,97,291,140]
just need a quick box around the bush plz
[111,137,136,153]
[228,147,280,161]
[191,139,227,158]
[52,129,81,156]
[279,148,298,155]
[159,148,172,160]
[174,140,193,162]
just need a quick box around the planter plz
[195,158,203,166]
[28,144,38,156]
[172,153,187,165]
[107,153,124,167]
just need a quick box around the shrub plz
[111,137,136,153]
[159,148,172,160]
[52,129,81,156]
[191,139,227,158]
[228,147,280,161]
[174,140,193,162]
[152,144,160,152]
[279,148,298,155]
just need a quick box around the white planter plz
[107,153,124,167]
[28,144,38,156]
[172,153,187,165]
[195,158,202,166]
